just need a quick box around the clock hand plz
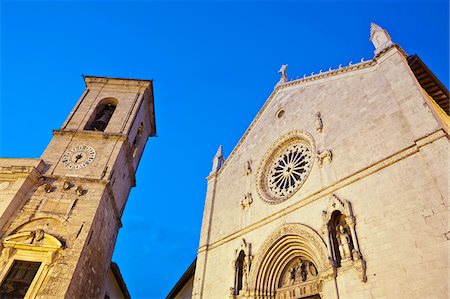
[74,153,83,162]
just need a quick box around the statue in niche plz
[337,224,353,261]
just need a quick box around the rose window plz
[267,144,312,198]
[256,132,315,204]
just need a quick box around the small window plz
[131,123,144,158]
[0,260,41,298]
[236,250,245,294]
[84,98,118,132]
[276,108,285,119]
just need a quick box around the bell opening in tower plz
[84,98,118,132]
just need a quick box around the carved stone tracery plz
[256,131,316,205]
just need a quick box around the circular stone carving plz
[62,145,96,170]
[257,131,315,204]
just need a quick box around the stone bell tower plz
[0,76,156,298]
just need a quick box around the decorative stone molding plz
[322,194,367,282]
[256,131,316,204]
[9,218,69,244]
[0,230,64,298]
[249,223,332,298]
[316,150,332,167]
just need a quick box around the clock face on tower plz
[62,145,96,170]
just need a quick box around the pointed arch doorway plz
[249,224,332,299]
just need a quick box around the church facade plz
[0,77,156,298]
[170,24,449,299]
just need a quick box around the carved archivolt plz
[248,223,331,298]
[256,131,316,205]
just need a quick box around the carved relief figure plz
[241,193,253,209]
[316,149,332,167]
[300,262,307,281]
[315,112,323,133]
[337,224,352,261]
[279,259,318,288]
[26,229,45,244]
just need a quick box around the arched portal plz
[249,224,330,299]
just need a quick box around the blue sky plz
[1,1,448,298]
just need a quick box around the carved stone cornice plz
[52,129,128,140]
[0,161,45,184]
[283,60,376,89]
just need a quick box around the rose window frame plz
[256,131,315,204]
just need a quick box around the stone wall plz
[193,46,448,299]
